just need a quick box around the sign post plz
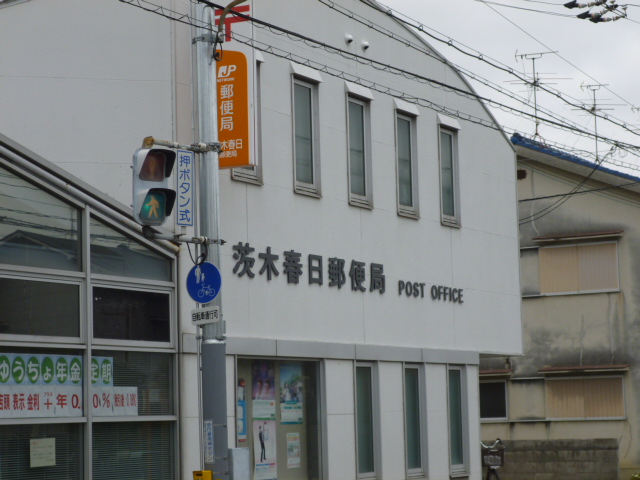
[194,4,228,479]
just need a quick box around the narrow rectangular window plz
[440,128,460,226]
[404,366,425,475]
[293,78,320,196]
[448,366,468,475]
[294,82,314,184]
[232,59,263,184]
[356,364,377,477]
[348,98,372,208]
[396,114,418,218]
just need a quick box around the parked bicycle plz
[481,438,504,480]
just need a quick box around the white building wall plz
[324,359,357,480]
[425,364,450,480]
[0,0,522,478]
[0,0,192,206]
[378,362,405,480]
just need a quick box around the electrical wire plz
[471,0,577,17]
[315,0,640,159]
[318,0,604,144]
[117,0,640,158]
[519,147,615,224]
[359,0,640,135]
[118,0,640,218]
[198,0,640,154]
[519,179,640,202]
[514,0,568,4]
[475,0,637,107]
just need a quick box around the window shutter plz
[578,243,618,291]
[539,246,579,293]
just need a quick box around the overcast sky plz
[382,0,640,172]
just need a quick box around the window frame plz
[403,364,427,477]
[438,126,460,227]
[447,365,469,477]
[232,57,264,185]
[395,113,419,218]
[0,157,179,479]
[479,380,508,422]
[355,362,380,479]
[347,96,373,209]
[292,77,321,197]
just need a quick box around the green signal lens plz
[139,191,168,225]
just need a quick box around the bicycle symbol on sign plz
[198,284,216,299]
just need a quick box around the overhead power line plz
[318,0,605,148]
[199,0,640,154]
[472,0,576,17]
[361,0,640,134]
[519,179,640,202]
[117,0,640,159]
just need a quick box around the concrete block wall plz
[489,439,619,480]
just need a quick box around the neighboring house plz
[0,1,522,479]
[480,133,640,480]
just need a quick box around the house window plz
[232,58,263,184]
[356,363,378,478]
[404,365,426,475]
[546,377,624,419]
[539,242,618,294]
[439,127,460,226]
[480,381,507,420]
[448,366,468,476]
[348,97,372,208]
[293,78,320,195]
[396,114,418,218]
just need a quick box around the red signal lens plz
[139,151,167,182]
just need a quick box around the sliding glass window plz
[356,363,378,478]
[293,78,320,196]
[348,98,372,208]
[404,365,426,476]
[439,128,460,226]
[396,114,418,218]
[448,366,469,476]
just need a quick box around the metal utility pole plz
[193,2,228,479]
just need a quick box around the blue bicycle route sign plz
[186,262,222,304]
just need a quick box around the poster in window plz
[279,364,303,424]
[237,378,247,442]
[252,360,276,420]
[287,433,301,469]
[253,420,277,480]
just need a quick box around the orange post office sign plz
[216,50,252,169]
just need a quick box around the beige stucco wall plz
[482,156,640,477]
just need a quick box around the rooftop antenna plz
[511,51,567,142]
[573,83,622,162]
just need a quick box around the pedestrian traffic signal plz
[132,148,177,226]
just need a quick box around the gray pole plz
[194,3,229,479]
